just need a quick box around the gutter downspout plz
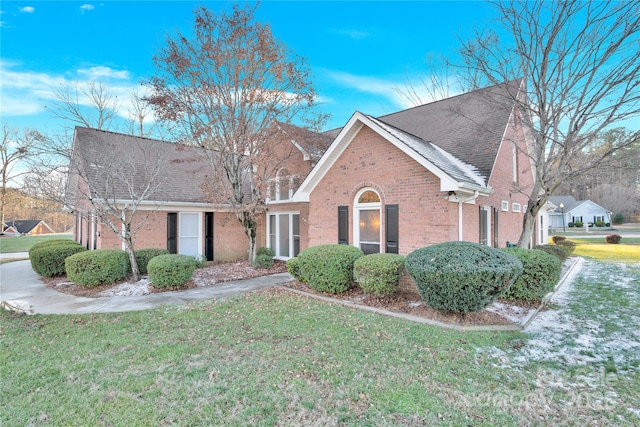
[458,191,480,241]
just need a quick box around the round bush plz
[29,238,78,255]
[574,221,584,228]
[30,242,87,277]
[551,235,566,244]
[354,253,405,297]
[555,239,576,254]
[612,213,624,225]
[501,248,562,302]
[135,248,169,275]
[296,244,364,294]
[405,241,523,313]
[286,256,303,281]
[534,244,569,261]
[148,254,196,288]
[253,254,274,269]
[65,249,130,287]
[605,234,622,244]
[256,247,275,257]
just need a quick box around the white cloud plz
[80,4,95,13]
[326,70,410,108]
[0,61,154,126]
[20,6,35,13]
[78,66,130,80]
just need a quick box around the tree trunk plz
[122,225,141,281]
[239,211,257,264]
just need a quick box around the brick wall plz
[307,126,459,256]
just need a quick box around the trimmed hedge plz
[65,249,130,287]
[534,244,569,261]
[253,254,274,269]
[501,248,562,302]
[134,248,169,275]
[30,242,87,277]
[406,241,522,313]
[354,253,405,297]
[28,238,78,255]
[295,244,364,294]
[605,234,622,244]
[257,247,275,257]
[148,254,196,289]
[551,235,566,244]
[555,239,576,254]
[286,256,303,281]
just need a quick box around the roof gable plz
[377,80,521,181]
[293,112,490,202]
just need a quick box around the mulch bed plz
[43,259,534,327]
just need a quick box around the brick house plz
[65,125,330,260]
[66,81,548,262]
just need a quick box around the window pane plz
[179,213,199,256]
[292,214,300,256]
[269,215,276,252]
[358,190,380,203]
[359,209,380,243]
[278,214,290,257]
[278,179,289,200]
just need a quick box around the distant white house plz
[548,196,613,229]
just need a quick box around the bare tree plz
[458,0,640,247]
[47,81,121,131]
[66,130,170,280]
[145,4,325,262]
[1,124,43,233]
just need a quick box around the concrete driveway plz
[0,259,292,315]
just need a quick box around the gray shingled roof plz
[366,115,486,188]
[276,121,333,161]
[323,81,521,184]
[548,195,580,212]
[3,220,49,234]
[377,81,520,182]
[67,128,213,206]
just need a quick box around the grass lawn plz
[2,258,639,425]
[570,240,640,263]
[0,234,72,254]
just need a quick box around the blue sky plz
[1,1,496,132]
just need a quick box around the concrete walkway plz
[0,259,293,315]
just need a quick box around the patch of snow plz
[485,301,536,325]
[97,278,152,297]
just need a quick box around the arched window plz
[354,188,381,254]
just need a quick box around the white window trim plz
[266,174,299,203]
[178,212,203,257]
[353,188,382,254]
[267,211,300,260]
[512,202,521,213]
[501,200,509,212]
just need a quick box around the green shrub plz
[568,222,575,228]
[354,253,405,297]
[605,234,622,244]
[574,221,584,228]
[405,241,522,314]
[148,254,196,289]
[551,235,566,244]
[555,239,576,254]
[256,247,275,257]
[65,249,130,287]
[501,248,562,302]
[134,248,169,275]
[286,257,303,281]
[29,242,87,277]
[612,213,624,225]
[534,244,569,261]
[29,239,81,256]
[193,254,208,269]
[253,254,274,269]
[595,221,605,227]
[295,244,364,294]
